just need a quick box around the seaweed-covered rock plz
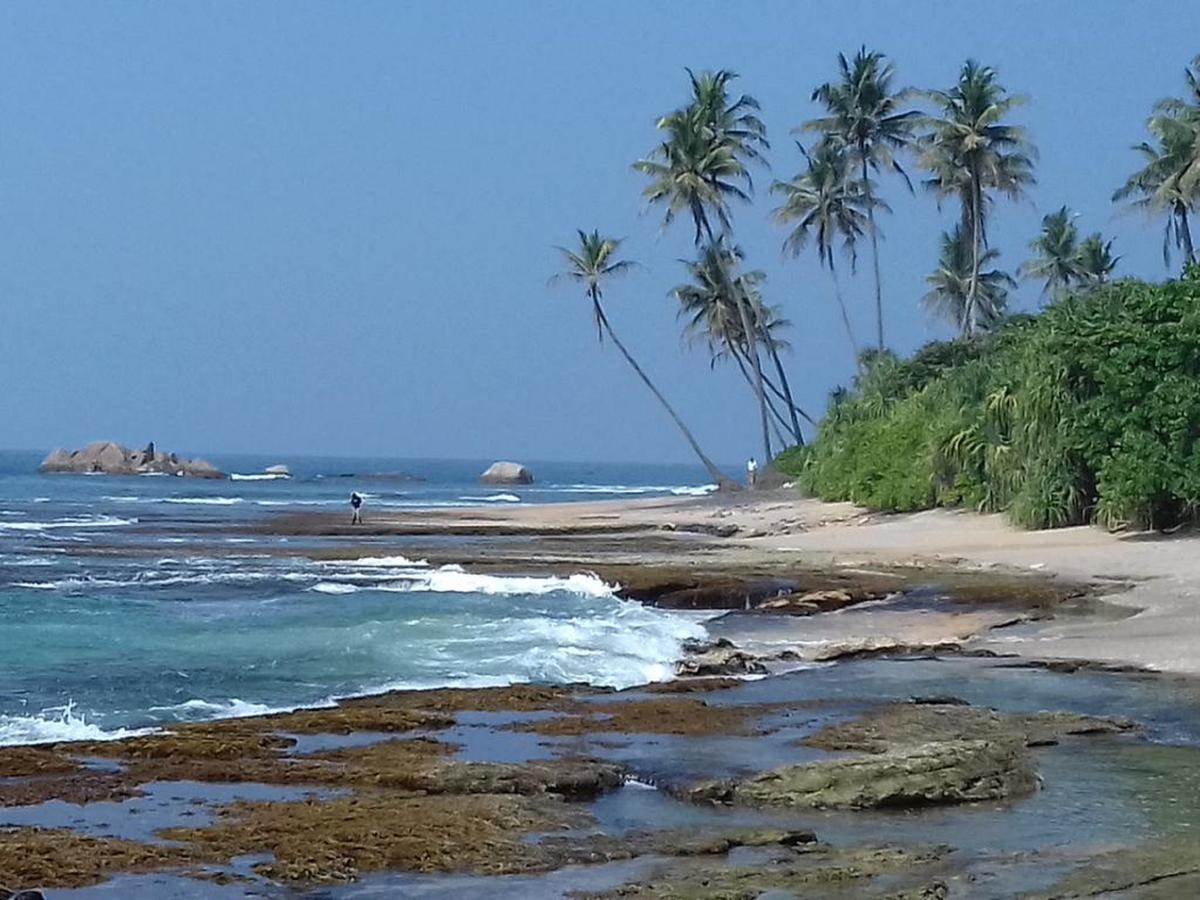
[689,738,1037,809]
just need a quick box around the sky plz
[1,1,1197,464]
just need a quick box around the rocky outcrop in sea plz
[38,441,225,479]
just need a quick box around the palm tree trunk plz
[766,342,804,445]
[829,267,860,370]
[1180,205,1196,264]
[592,293,735,489]
[967,168,983,338]
[700,220,772,465]
[861,154,884,351]
[732,347,800,444]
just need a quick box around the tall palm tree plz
[1020,206,1081,300]
[923,226,1015,337]
[919,60,1036,335]
[805,47,919,350]
[772,142,871,365]
[552,230,733,488]
[634,69,773,463]
[1114,105,1198,267]
[1075,233,1120,285]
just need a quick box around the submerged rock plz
[480,461,534,484]
[690,737,1037,809]
[38,441,226,479]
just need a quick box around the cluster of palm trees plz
[553,52,1200,483]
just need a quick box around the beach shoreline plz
[4,490,1200,895]
[238,489,1200,676]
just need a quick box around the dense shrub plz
[785,266,1200,530]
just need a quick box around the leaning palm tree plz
[552,230,733,488]
[923,227,1015,337]
[673,243,810,445]
[1075,233,1120,285]
[1113,109,1198,266]
[1020,206,1081,300]
[918,60,1036,335]
[771,142,871,365]
[804,47,919,350]
[634,69,773,462]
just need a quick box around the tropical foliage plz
[786,266,1200,531]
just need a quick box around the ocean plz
[0,450,720,746]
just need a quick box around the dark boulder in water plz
[38,441,226,479]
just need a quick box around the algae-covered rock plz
[801,701,1135,753]
[690,738,1036,809]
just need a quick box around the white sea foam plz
[0,703,151,746]
[147,698,284,718]
[0,515,137,532]
[338,555,427,567]
[230,472,291,481]
[459,493,522,503]
[550,483,718,497]
[310,581,360,595]
[164,497,243,506]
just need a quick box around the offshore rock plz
[38,441,226,479]
[480,461,534,484]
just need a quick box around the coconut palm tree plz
[771,142,872,365]
[673,243,810,445]
[804,47,919,350]
[918,60,1036,335]
[1020,206,1082,300]
[1153,55,1200,197]
[923,226,1015,336]
[1113,107,1198,267]
[634,69,774,463]
[1075,233,1120,285]
[552,230,733,488]
[632,109,751,246]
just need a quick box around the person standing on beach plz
[747,457,758,489]
[350,492,364,525]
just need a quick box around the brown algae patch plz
[0,827,197,890]
[511,697,781,738]
[161,792,590,883]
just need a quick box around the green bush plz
[799,267,1200,531]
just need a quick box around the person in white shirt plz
[747,457,758,488]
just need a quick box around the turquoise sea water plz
[0,451,719,744]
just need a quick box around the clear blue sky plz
[1,1,1196,463]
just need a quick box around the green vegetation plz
[785,266,1200,530]
[551,52,1200,496]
